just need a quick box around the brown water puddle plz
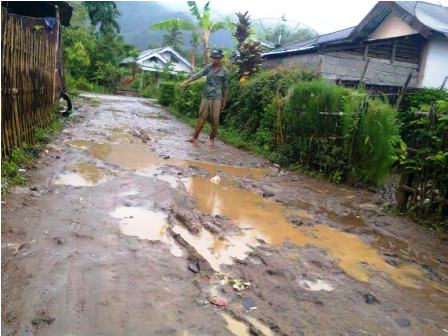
[66,139,96,150]
[108,128,134,143]
[221,313,250,336]
[286,208,314,220]
[54,163,110,187]
[185,176,440,289]
[324,209,365,227]
[110,207,183,257]
[186,160,268,180]
[172,224,258,272]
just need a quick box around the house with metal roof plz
[120,46,193,75]
[262,1,448,89]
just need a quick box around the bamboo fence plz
[1,8,59,157]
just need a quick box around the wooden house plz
[262,1,448,89]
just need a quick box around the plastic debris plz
[221,275,251,291]
[210,175,220,184]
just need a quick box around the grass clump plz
[1,116,64,194]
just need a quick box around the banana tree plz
[187,1,230,64]
[151,1,230,66]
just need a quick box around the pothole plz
[172,225,257,272]
[184,175,430,289]
[110,207,182,257]
[54,163,111,187]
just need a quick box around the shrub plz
[354,98,399,183]
[173,78,204,117]
[158,81,177,106]
[225,67,316,134]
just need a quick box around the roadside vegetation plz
[1,115,64,194]
[63,2,138,94]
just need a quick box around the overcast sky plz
[160,0,448,34]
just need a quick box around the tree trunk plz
[202,31,210,65]
[190,47,196,72]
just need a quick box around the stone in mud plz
[421,264,439,280]
[52,237,64,245]
[385,256,401,267]
[363,292,380,304]
[266,269,286,277]
[262,191,275,198]
[242,297,257,310]
[394,318,411,328]
[290,218,304,226]
[31,312,55,326]
[173,210,200,234]
[188,262,200,274]
[163,155,170,160]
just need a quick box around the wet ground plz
[2,93,448,336]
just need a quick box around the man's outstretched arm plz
[181,66,209,90]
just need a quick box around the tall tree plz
[84,1,120,34]
[151,1,229,65]
[233,12,262,79]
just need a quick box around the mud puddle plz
[54,163,111,187]
[184,176,443,291]
[172,224,257,272]
[221,313,250,336]
[186,161,268,180]
[69,138,162,171]
[111,207,183,257]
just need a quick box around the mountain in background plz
[116,2,234,51]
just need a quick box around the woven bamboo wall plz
[1,9,58,157]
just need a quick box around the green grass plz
[1,115,64,194]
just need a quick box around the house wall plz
[262,50,419,87]
[262,54,320,71]
[321,51,419,87]
[369,13,418,40]
[421,36,448,88]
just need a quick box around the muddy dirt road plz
[2,93,448,336]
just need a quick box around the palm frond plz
[187,1,202,21]
[150,19,195,31]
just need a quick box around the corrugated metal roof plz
[264,27,355,56]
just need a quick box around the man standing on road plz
[180,49,229,147]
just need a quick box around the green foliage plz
[153,1,231,66]
[158,81,177,106]
[233,12,262,79]
[354,99,399,183]
[2,116,63,194]
[398,97,448,226]
[225,68,316,136]
[63,2,135,93]
[84,1,120,34]
[173,78,205,117]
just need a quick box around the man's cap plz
[210,49,224,58]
